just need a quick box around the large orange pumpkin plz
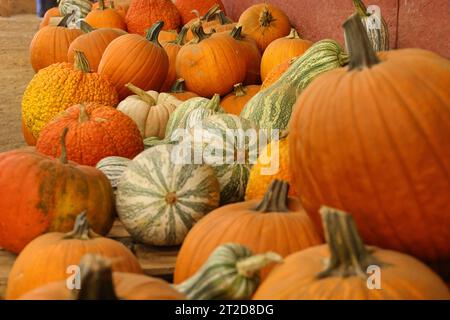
[30,14,83,72]
[92,0,130,19]
[174,180,322,282]
[238,3,291,52]
[36,103,144,166]
[254,207,450,300]
[125,0,181,35]
[175,0,225,25]
[260,56,296,90]
[39,7,61,29]
[289,14,450,264]
[160,27,187,92]
[98,21,169,99]
[6,214,143,300]
[67,25,126,72]
[85,0,127,30]
[176,24,246,97]
[221,83,260,115]
[260,28,313,81]
[0,143,114,254]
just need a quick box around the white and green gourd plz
[240,39,349,131]
[96,156,132,189]
[175,243,282,300]
[115,144,221,246]
[58,0,93,19]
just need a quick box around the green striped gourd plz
[96,156,131,189]
[143,95,224,148]
[175,243,282,300]
[240,40,349,130]
[353,0,389,52]
[58,0,92,18]
[192,114,258,205]
[116,144,220,246]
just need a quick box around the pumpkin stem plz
[63,212,98,240]
[74,50,92,73]
[75,254,119,300]
[343,13,380,70]
[279,129,289,139]
[316,206,385,279]
[98,0,105,10]
[60,127,69,164]
[233,83,247,97]
[215,11,232,25]
[189,23,211,44]
[110,0,115,9]
[259,6,275,27]
[203,4,221,22]
[165,192,177,205]
[125,83,156,105]
[146,21,164,47]
[206,94,221,112]
[230,25,244,40]
[286,28,301,39]
[78,104,90,123]
[79,20,94,33]
[57,12,76,27]
[254,180,290,213]
[173,25,188,45]
[353,0,368,17]
[236,252,283,278]
[170,78,187,93]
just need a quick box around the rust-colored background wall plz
[223,0,450,57]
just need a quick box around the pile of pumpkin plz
[0,0,449,300]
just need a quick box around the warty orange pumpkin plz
[98,21,169,100]
[221,83,260,115]
[289,13,450,264]
[174,180,322,282]
[85,0,127,30]
[6,213,143,300]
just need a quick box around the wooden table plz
[0,220,179,299]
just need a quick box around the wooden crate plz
[0,220,179,299]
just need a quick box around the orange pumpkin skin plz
[290,48,450,263]
[260,29,313,81]
[229,27,261,85]
[36,103,144,167]
[125,0,181,36]
[98,24,169,100]
[221,83,260,115]
[174,181,322,283]
[85,5,127,30]
[30,25,82,72]
[160,29,187,92]
[238,4,291,52]
[92,0,130,18]
[6,217,142,300]
[67,28,127,72]
[175,0,225,25]
[0,148,114,254]
[39,7,61,29]
[159,30,178,42]
[260,57,296,90]
[21,118,37,146]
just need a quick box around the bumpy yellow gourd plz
[245,136,297,200]
[22,51,118,139]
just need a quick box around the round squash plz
[260,57,296,90]
[19,254,183,300]
[175,0,225,25]
[174,180,322,283]
[36,103,144,166]
[253,207,450,300]
[221,83,260,116]
[289,14,450,264]
[85,0,126,30]
[98,21,169,100]
[167,78,198,101]
[125,0,181,36]
[260,28,313,81]
[6,213,142,300]
[22,50,119,139]
[116,144,220,246]
[39,7,61,29]
[238,3,291,52]
[58,0,92,18]
[96,156,132,189]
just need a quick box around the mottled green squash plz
[96,156,132,189]
[240,40,349,130]
[175,243,282,300]
[116,144,220,246]
[58,0,92,18]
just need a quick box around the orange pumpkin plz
[238,3,291,52]
[183,4,221,42]
[175,0,225,25]
[39,7,61,29]
[98,21,169,99]
[254,207,450,300]
[125,0,181,35]
[67,24,126,72]
[159,29,178,42]
[19,254,184,300]
[260,28,313,81]
[6,214,143,300]
[30,14,83,72]
[36,103,144,166]
[289,14,450,264]
[167,78,198,101]
[160,27,187,92]
[0,143,114,254]
[221,83,260,115]
[176,24,246,97]
[174,180,322,282]
[260,56,296,90]
[85,0,127,30]
[92,0,130,19]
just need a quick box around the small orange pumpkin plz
[167,78,198,101]
[160,27,187,92]
[92,0,130,19]
[221,83,260,115]
[85,0,127,30]
[39,7,61,29]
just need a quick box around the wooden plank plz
[0,0,11,17]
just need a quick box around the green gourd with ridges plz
[96,156,132,189]
[240,40,349,130]
[116,144,220,246]
[175,243,282,300]
[58,0,93,18]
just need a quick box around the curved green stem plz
[254,180,290,212]
[170,79,187,93]
[74,50,91,73]
[236,252,283,278]
[146,21,164,47]
[233,83,246,97]
[189,23,210,44]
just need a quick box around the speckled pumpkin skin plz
[36,103,144,166]
[22,63,119,140]
[0,148,115,254]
